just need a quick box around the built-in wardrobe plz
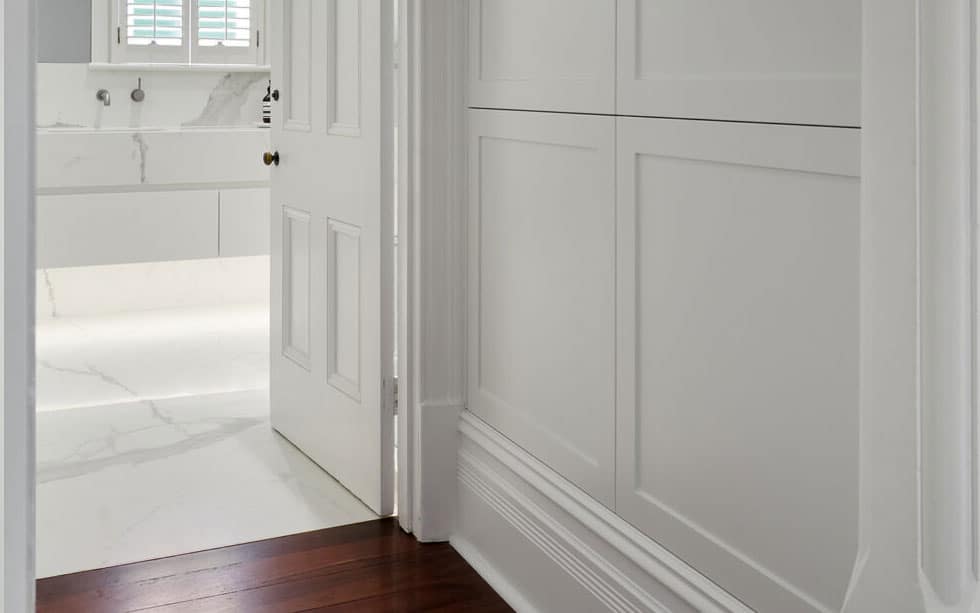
[456,2,861,612]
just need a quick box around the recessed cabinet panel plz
[468,109,616,505]
[616,117,859,612]
[618,0,860,125]
[38,191,219,268]
[469,0,615,114]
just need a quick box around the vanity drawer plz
[38,190,219,268]
[219,188,270,257]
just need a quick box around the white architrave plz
[398,0,467,541]
[843,1,978,611]
[1,0,37,610]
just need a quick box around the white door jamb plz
[2,0,37,609]
[397,0,468,541]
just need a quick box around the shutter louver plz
[198,0,251,48]
[126,0,183,46]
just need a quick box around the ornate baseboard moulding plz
[452,411,751,613]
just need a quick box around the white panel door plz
[617,117,860,613]
[270,0,394,515]
[617,0,861,126]
[468,109,616,506]
[469,0,615,114]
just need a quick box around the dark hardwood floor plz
[37,518,512,612]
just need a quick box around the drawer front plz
[219,188,271,257]
[38,190,219,268]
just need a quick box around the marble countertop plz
[37,126,272,191]
[37,125,271,133]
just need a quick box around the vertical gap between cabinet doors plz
[612,0,618,515]
[612,122,619,515]
[217,191,222,255]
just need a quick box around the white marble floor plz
[36,303,377,578]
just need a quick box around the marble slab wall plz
[38,63,270,130]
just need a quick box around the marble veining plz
[37,121,85,130]
[41,269,58,319]
[37,64,269,130]
[37,390,263,484]
[36,301,377,578]
[40,360,194,433]
[37,128,270,191]
[37,303,269,412]
[36,257,269,321]
[183,72,268,127]
[36,64,270,193]
[131,132,148,184]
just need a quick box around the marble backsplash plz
[38,63,270,130]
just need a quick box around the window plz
[107,0,265,66]
[197,1,252,48]
[126,0,184,48]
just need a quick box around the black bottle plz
[262,81,272,125]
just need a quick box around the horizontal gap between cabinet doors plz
[468,106,861,130]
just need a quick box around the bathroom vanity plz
[36,126,271,268]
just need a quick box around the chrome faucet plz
[96,89,111,106]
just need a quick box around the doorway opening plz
[34,0,399,579]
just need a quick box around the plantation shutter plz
[197,0,252,48]
[126,0,184,46]
[112,0,261,65]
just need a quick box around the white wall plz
[37,0,91,63]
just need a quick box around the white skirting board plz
[452,411,751,613]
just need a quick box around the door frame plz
[842,0,978,609]
[396,0,467,541]
[2,0,37,609]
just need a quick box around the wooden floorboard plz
[37,518,512,612]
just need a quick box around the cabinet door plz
[38,190,219,268]
[468,109,615,505]
[469,0,615,114]
[219,188,271,257]
[617,0,860,126]
[616,117,859,613]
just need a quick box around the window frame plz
[94,0,266,68]
[191,0,265,65]
[113,0,190,64]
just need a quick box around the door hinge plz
[391,376,399,413]
[256,29,260,48]
[117,26,121,45]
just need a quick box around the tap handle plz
[131,78,145,103]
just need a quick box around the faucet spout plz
[96,89,111,107]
